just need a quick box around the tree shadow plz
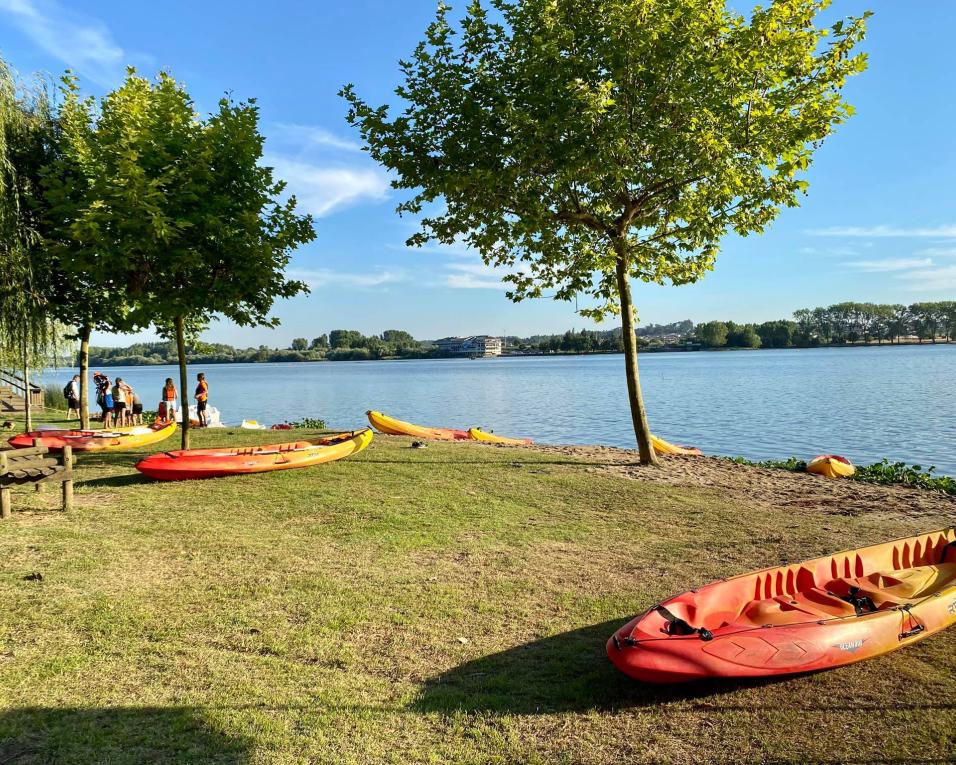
[77,472,150,489]
[411,619,786,715]
[0,706,253,764]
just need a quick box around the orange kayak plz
[8,420,176,452]
[608,527,956,683]
[366,410,470,441]
[135,429,372,480]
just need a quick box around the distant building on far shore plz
[434,335,503,357]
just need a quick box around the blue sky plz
[1,0,954,346]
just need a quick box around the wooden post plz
[61,445,73,512]
[32,438,42,493]
[0,450,8,520]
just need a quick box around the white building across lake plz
[434,336,503,357]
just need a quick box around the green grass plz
[0,420,954,764]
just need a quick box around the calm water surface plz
[43,345,956,474]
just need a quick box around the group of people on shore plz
[64,372,210,429]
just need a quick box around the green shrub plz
[43,383,68,410]
[851,460,956,496]
[285,418,328,430]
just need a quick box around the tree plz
[41,75,150,428]
[696,321,728,349]
[0,56,59,431]
[290,337,308,351]
[343,0,869,464]
[757,320,795,349]
[310,334,329,350]
[57,70,314,447]
[727,323,762,349]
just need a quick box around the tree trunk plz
[78,324,90,430]
[21,334,31,433]
[614,248,659,466]
[174,315,190,450]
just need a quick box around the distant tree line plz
[86,301,956,365]
[87,330,433,365]
[696,301,956,349]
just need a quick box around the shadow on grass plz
[413,621,956,718]
[0,706,252,764]
[77,472,150,489]
[411,619,781,715]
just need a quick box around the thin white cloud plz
[809,224,956,238]
[0,0,125,86]
[898,264,956,291]
[445,261,515,290]
[288,267,406,289]
[845,257,934,273]
[918,247,956,257]
[269,123,361,153]
[800,245,858,257]
[266,155,389,217]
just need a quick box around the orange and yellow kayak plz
[807,454,856,478]
[608,527,956,683]
[366,410,470,441]
[8,420,177,452]
[135,429,372,481]
[467,428,533,446]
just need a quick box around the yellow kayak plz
[807,454,856,478]
[468,428,533,445]
[651,434,702,456]
[366,410,470,441]
[9,420,177,452]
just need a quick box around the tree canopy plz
[342,0,870,462]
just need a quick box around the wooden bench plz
[0,441,73,519]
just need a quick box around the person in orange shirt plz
[161,378,178,422]
[195,372,209,428]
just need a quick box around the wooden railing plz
[0,369,44,410]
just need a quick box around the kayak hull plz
[135,429,373,481]
[468,428,533,445]
[366,410,470,441]
[8,421,177,452]
[608,527,956,683]
[807,454,856,478]
[651,434,702,456]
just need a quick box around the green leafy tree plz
[0,56,59,430]
[290,337,308,351]
[42,75,151,428]
[756,320,795,349]
[342,0,869,464]
[310,334,329,350]
[696,321,728,349]
[727,323,762,349]
[55,70,314,447]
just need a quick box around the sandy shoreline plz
[530,442,956,520]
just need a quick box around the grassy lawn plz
[0,420,953,764]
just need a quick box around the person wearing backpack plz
[64,376,80,421]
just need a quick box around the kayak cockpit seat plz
[825,562,956,607]
[737,587,859,627]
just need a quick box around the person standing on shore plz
[161,378,178,423]
[93,372,113,429]
[65,375,81,421]
[195,372,209,428]
[130,389,144,425]
[112,377,132,427]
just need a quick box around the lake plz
[41,344,956,474]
